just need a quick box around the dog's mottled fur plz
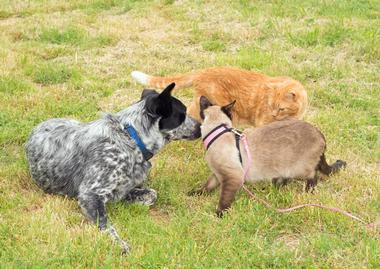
[191,96,346,216]
[26,83,201,253]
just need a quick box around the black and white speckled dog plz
[25,83,200,253]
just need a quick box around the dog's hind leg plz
[188,174,220,196]
[78,192,130,254]
[124,187,157,206]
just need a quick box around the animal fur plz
[191,96,346,216]
[25,83,201,253]
[132,67,308,127]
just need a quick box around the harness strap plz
[241,135,252,179]
[234,133,243,163]
[203,124,230,150]
[202,124,252,179]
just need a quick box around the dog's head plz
[141,83,201,141]
[199,96,235,127]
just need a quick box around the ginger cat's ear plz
[200,96,212,120]
[285,91,296,100]
[221,100,236,120]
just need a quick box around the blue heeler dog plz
[25,83,201,253]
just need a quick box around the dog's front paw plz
[120,240,131,255]
[125,188,157,206]
[106,225,131,255]
[143,190,157,206]
[137,188,157,206]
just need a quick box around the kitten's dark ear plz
[141,89,156,99]
[285,91,296,100]
[221,100,236,120]
[156,83,175,117]
[200,96,212,120]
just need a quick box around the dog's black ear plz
[141,89,156,99]
[156,83,175,117]
[158,83,175,100]
[221,100,236,120]
[200,96,212,120]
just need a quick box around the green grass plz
[0,0,379,268]
[37,26,117,48]
[24,62,80,85]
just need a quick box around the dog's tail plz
[131,70,196,89]
[317,153,347,175]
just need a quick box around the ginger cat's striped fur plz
[132,67,308,127]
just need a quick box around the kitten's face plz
[199,96,234,126]
[271,85,304,120]
[203,106,231,124]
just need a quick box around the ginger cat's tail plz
[131,70,195,89]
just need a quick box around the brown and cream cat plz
[132,67,308,126]
[192,96,346,216]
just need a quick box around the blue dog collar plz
[124,124,153,161]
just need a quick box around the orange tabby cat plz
[132,67,307,126]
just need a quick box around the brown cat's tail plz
[317,153,347,175]
[131,70,196,89]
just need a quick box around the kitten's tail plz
[318,153,347,175]
[131,70,195,89]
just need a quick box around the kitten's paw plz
[216,208,230,218]
[305,178,317,193]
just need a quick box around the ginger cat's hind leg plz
[187,96,202,122]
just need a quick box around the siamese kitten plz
[193,96,346,216]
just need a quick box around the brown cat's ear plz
[200,96,212,120]
[221,100,236,120]
[285,91,296,100]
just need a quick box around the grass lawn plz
[0,0,379,268]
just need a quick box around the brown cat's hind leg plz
[272,177,289,188]
[305,176,317,193]
[188,174,220,196]
[216,172,244,217]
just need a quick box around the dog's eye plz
[279,108,285,111]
